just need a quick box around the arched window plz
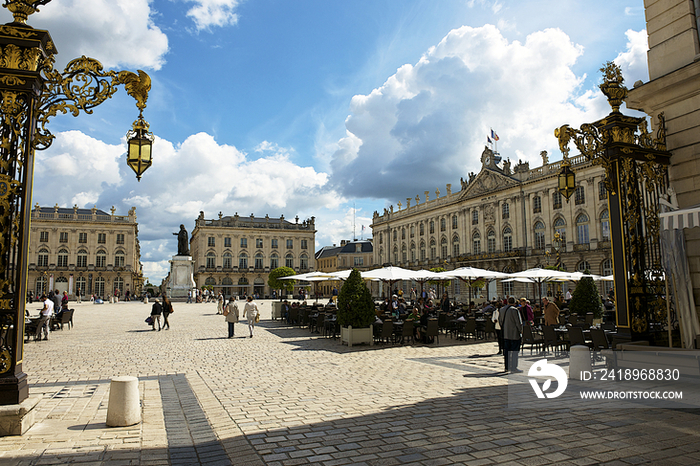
[95,250,106,268]
[577,261,591,273]
[554,217,566,243]
[393,246,398,264]
[38,248,49,267]
[472,232,481,255]
[576,213,590,244]
[114,276,124,294]
[223,252,232,269]
[207,252,216,268]
[401,228,406,240]
[430,221,435,234]
[472,210,479,225]
[441,237,448,258]
[420,241,426,261]
[255,252,264,269]
[114,250,125,268]
[452,215,458,229]
[205,277,216,286]
[452,235,459,257]
[239,252,248,269]
[430,238,436,260]
[410,225,415,238]
[534,221,545,250]
[77,249,88,268]
[378,247,384,265]
[379,233,383,244]
[440,218,446,232]
[601,209,610,241]
[270,253,279,269]
[300,254,309,270]
[401,244,407,263]
[57,248,68,267]
[222,277,233,286]
[410,242,416,261]
[487,230,496,253]
[393,230,397,241]
[94,277,105,297]
[285,253,294,268]
[419,223,424,235]
[502,202,509,219]
[503,227,513,252]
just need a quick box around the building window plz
[575,185,585,205]
[534,221,545,250]
[256,238,263,248]
[285,253,294,268]
[96,251,106,267]
[76,276,86,295]
[114,251,125,267]
[57,249,68,267]
[224,237,231,247]
[553,191,562,210]
[452,215,458,229]
[602,258,613,295]
[393,230,397,241]
[240,238,247,248]
[420,241,426,260]
[429,239,436,260]
[503,227,513,253]
[223,252,232,269]
[441,237,448,258]
[440,218,446,232]
[503,279,514,297]
[502,203,509,219]
[533,196,542,213]
[576,213,590,244]
[79,232,87,243]
[271,239,278,249]
[301,239,308,249]
[487,230,496,253]
[402,244,407,262]
[393,247,398,264]
[35,275,47,295]
[599,181,608,200]
[40,231,49,242]
[400,228,405,240]
[601,209,610,241]
[472,232,481,255]
[239,253,248,269]
[94,277,105,297]
[452,236,459,257]
[300,254,308,270]
[379,233,383,244]
[270,253,279,269]
[420,223,424,235]
[286,239,293,249]
[354,256,364,266]
[410,226,415,237]
[430,221,435,234]
[207,252,216,268]
[77,249,88,268]
[255,253,264,269]
[554,217,566,243]
[98,233,106,244]
[208,236,215,247]
[116,234,124,245]
[114,276,124,295]
[577,260,591,273]
[59,232,68,243]
[472,210,478,225]
[410,243,416,261]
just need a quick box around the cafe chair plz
[590,328,610,351]
[542,325,567,356]
[400,321,415,345]
[567,326,592,350]
[379,320,394,345]
[463,318,477,340]
[483,318,496,340]
[425,318,439,345]
[522,324,544,355]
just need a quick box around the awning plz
[659,205,700,231]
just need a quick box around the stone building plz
[190,212,316,297]
[370,147,613,301]
[626,0,700,325]
[315,239,374,296]
[28,205,143,299]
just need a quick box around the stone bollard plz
[144,296,149,304]
[569,345,592,380]
[106,376,140,427]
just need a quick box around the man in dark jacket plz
[498,297,523,373]
[150,299,162,331]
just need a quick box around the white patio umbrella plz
[361,266,422,298]
[507,268,574,307]
[438,267,507,302]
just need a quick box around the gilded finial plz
[3,0,52,25]
[599,61,627,113]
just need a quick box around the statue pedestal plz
[168,255,196,299]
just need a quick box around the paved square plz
[1,300,699,465]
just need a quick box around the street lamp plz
[0,0,154,415]
[557,157,576,202]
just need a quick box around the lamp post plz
[0,0,154,409]
[554,62,671,346]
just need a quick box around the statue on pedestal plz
[173,224,190,256]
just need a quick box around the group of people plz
[34,289,71,340]
[223,296,259,338]
[149,296,174,331]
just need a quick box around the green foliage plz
[428,267,451,287]
[569,272,603,318]
[337,269,376,328]
[268,267,296,295]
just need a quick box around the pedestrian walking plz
[498,297,523,373]
[151,298,162,331]
[242,296,259,338]
[224,297,239,338]
[162,296,173,330]
[35,294,53,341]
[217,292,224,315]
[76,287,81,303]
[491,305,503,355]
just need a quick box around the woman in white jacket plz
[224,297,239,338]
[243,296,259,338]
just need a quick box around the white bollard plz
[106,376,140,427]
[569,345,592,380]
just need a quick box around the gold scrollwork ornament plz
[631,315,648,333]
[0,349,10,375]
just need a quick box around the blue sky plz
[17,0,649,282]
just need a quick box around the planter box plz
[340,325,374,347]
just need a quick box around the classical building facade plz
[28,205,143,299]
[190,212,316,297]
[626,0,700,325]
[315,239,374,296]
[370,147,613,301]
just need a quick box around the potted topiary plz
[569,271,603,322]
[337,269,376,347]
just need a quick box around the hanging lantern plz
[558,158,576,201]
[126,114,154,181]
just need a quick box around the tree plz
[428,267,450,297]
[569,272,603,318]
[268,266,295,300]
[337,269,376,328]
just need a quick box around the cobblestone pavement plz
[2,300,700,465]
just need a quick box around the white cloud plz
[614,29,649,85]
[33,0,168,71]
[314,207,373,249]
[185,0,241,31]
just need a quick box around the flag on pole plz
[491,129,499,141]
[361,225,365,231]
[487,136,492,144]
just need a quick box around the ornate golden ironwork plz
[3,1,52,25]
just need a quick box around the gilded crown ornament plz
[599,61,627,113]
[3,0,52,24]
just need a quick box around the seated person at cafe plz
[519,298,534,324]
[390,295,400,319]
[418,307,431,343]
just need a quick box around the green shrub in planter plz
[337,269,376,328]
[569,272,603,319]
